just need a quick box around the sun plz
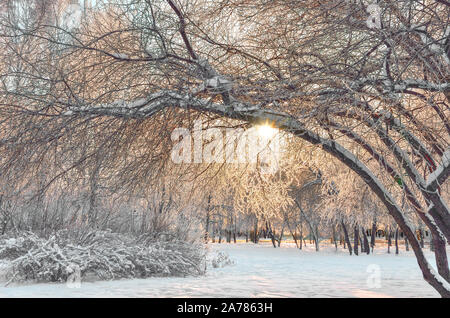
[257,123,278,139]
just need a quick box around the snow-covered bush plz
[0,233,38,260]
[0,230,206,284]
[210,251,234,268]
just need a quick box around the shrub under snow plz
[210,251,235,269]
[0,230,206,284]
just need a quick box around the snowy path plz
[0,243,441,298]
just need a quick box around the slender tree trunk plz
[419,228,425,248]
[292,230,299,248]
[362,227,370,255]
[233,216,237,243]
[278,226,284,247]
[267,222,277,248]
[204,195,211,243]
[395,227,399,255]
[287,221,299,248]
[270,233,277,248]
[314,225,319,251]
[253,217,259,244]
[341,221,352,255]
[295,201,317,250]
[354,226,359,256]
[299,217,303,249]
[405,235,409,251]
[371,222,376,252]
[387,228,392,254]
[87,165,100,228]
[218,219,222,244]
[332,225,338,251]
[226,214,232,243]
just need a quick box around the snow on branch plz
[60,87,264,120]
[351,76,449,93]
[62,91,186,118]
[426,148,450,191]
[412,25,450,65]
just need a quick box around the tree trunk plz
[270,233,277,248]
[419,228,425,248]
[314,225,319,251]
[226,214,232,243]
[387,228,392,254]
[341,221,352,255]
[362,227,370,255]
[267,222,277,248]
[405,236,409,251]
[287,221,299,248]
[430,232,435,252]
[204,195,211,243]
[395,227,399,255]
[424,208,450,283]
[332,225,338,251]
[371,222,376,252]
[233,216,237,243]
[287,126,450,295]
[278,226,284,247]
[253,218,259,244]
[292,230,299,248]
[295,201,318,251]
[354,226,359,256]
[433,234,450,283]
[299,218,303,249]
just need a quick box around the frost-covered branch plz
[426,149,450,192]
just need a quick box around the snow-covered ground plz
[0,242,443,298]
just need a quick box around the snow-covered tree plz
[0,0,449,296]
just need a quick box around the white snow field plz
[0,242,443,298]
